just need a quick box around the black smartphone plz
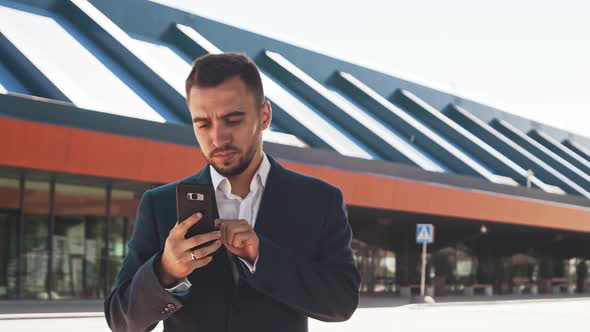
[176,182,215,239]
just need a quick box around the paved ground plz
[1,297,589,331]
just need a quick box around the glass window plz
[126,32,306,147]
[107,189,141,290]
[22,180,50,299]
[432,245,478,295]
[174,24,373,158]
[352,239,396,294]
[327,88,447,172]
[127,33,192,96]
[52,183,106,299]
[0,4,170,122]
[0,177,19,299]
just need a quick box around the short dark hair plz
[185,52,264,105]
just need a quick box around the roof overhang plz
[2,93,590,233]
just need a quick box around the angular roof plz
[1,0,590,211]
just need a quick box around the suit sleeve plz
[240,187,361,322]
[104,190,184,332]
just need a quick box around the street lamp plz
[480,224,488,234]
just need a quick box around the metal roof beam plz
[259,51,448,170]
[167,24,373,158]
[492,119,590,193]
[393,90,522,186]
[327,71,517,184]
[444,105,585,197]
[0,30,69,101]
[563,139,590,164]
[56,0,189,122]
[529,129,590,176]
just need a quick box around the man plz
[104,53,361,332]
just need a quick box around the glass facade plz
[51,183,107,299]
[22,180,50,299]
[107,189,139,292]
[0,171,146,300]
[0,177,19,299]
[353,239,396,293]
[431,245,479,295]
[0,169,588,300]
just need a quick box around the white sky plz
[153,0,590,138]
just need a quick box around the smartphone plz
[176,182,215,239]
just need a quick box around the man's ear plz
[260,100,272,130]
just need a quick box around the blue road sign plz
[416,224,434,244]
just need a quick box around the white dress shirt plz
[166,153,271,295]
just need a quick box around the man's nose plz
[210,124,231,148]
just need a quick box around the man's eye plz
[227,118,242,125]
[198,123,210,129]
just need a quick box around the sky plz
[152,0,589,138]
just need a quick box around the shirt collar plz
[210,153,271,195]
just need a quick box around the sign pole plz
[420,242,427,297]
[416,223,434,300]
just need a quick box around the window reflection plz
[432,245,478,295]
[352,239,396,293]
[23,180,50,299]
[0,177,19,299]
[108,189,140,291]
[52,183,106,299]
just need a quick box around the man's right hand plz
[156,212,222,287]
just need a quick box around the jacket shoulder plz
[281,167,341,197]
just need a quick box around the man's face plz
[188,77,271,177]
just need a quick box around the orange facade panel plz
[2,117,590,232]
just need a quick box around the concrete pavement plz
[1,296,589,332]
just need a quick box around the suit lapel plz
[254,155,287,238]
[181,165,237,286]
[185,154,288,235]
[182,155,287,286]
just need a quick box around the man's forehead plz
[188,81,257,117]
[189,77,248,97]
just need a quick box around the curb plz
[0,312,104,320]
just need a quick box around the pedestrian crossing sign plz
[416,224,434,244]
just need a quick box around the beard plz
[208,134,260,177]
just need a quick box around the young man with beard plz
[104,53,360,332]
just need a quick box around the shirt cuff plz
[165,277,192,296]
[238,255,259,273]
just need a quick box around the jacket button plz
[161,303,175,314]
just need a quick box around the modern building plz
[1,0,589,301]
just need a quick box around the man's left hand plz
[214,219,259,265]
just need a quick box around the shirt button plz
[166,303,176,309]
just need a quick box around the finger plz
[181,230,221,251]
[221,221,229,246]
[189,255,214,271]
[172,212,203,238]
[227,225,251,247]
[232,231,252,248]
[217,219,247,244]
[216,219,248,228]
[189,240,222,260]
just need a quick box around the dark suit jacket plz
[104,155,361,332]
